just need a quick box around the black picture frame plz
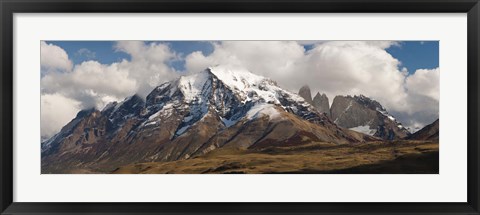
[1,0,479,214]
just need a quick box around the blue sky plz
[46,41,215,71]
[45,41,438,74]
[386,41,439,73]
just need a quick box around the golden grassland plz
[110,140,439,174]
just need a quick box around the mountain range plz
[42,66,378,173]
[42,66,439,173]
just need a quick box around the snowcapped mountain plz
[41,66,374,173]
[143,66,327,136]
[330,95,410,140]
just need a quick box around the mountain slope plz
[407,119,439,141]
[330,95,410,140]
[41,66,373,173]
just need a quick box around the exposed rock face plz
[313,92,330,118]
[298,86,330,117]
[298,85,313,104]
[408,119,439,141]
[42,67,373,173]
[330,95,410,140]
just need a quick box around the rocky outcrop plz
[313,92,330,118]
[330,95,410,140]
[407,119,439,141]
[298,86,330,117]
[298,85,313,104]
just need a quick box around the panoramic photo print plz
[41,41,439,174]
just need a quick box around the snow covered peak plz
[178,70,211,101]
[141,66,327,137]
[207,66,273,91]
[171,66,292,107]
[174,66,272,104]
[205,66,299,106]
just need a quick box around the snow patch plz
[376,107,396,121]
[246,104,281,120]
[345,101,353,111]
[148,110,161,120]
[209,66,284,105]
[178,71,210,102]
[144,121,157,127]
[350,125,377,135]
[209,66,266,92]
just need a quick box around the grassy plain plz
[111,140,439,174]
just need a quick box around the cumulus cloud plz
[184,41,438,130]
[300,41,408,111]
[41,93,81,138]
[406,68,440,102]
[185,41,408,108]
[185,41,306,89]
[397,68,440,130]
[114,41,180,96]
[41,60,137,109]
[40,41,73,72]
[41,41,180,138]
[75,48,96,59]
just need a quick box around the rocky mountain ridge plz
[297,85,411,140]
[298,85,330,118]
[41,67,374,173]
[330,95,411,140]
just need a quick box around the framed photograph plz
[1,0,479,214]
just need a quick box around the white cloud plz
[41,93,81,138]
[184,41,438,130]
[76,48,96,59]
[406,68,440,102]
[363,41,400,49]
[41,60,137,109]
[295,40,326,46]
[40,41,73,72]
[301,41,408,111]
[114,41,180,96]
[185,41,408,108]
[185,41,306,89]
[396,68,440,130]
[41,41,180,138]
[41,41,180,109]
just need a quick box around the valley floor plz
[110,140,439,174]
